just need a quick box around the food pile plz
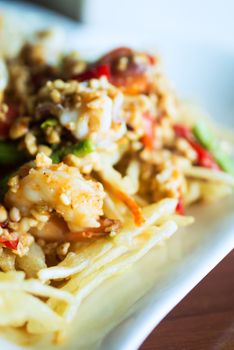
[0,30,233,337]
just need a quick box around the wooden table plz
[140,250,234,350]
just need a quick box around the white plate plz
[0,2,233,350]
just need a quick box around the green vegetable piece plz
[51,140,94,164]
[212,148,234,176]
[41,118,58,129]
[193,121,215,150]
[0,142,26,165]
[193,121,234,175]
[66,140,94,158]
[0,173,13,200]
[50,150,62,164]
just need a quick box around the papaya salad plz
[0,30,233,340]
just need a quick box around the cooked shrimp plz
[39,78,126,148]
[59,80,126,147]
[5,161,105,232]
[30,215,68,241]
[30,214,120,242]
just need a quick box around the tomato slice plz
[98,47,153,94]
[74,47,156,94]
[98,47,133,65]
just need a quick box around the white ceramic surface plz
[0,2,233,350]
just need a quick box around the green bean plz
[0,142,26,165]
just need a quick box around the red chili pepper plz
[173,124,191,139]
[176,197,184,215]
[141,112,155,149]
[0,103,19,139]
[173,124,220,170]
[73,64,111,82]
[189,139,220,170]
[0,237,19,250]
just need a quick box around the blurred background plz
[25,0,233,47]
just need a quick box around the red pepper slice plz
[73,64,111,82]
[176,197,184,215]
[173,124,191,139]
[0,237,19,250]
[189,139,220,170]
[173,124,220,170]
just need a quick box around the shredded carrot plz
[104,181,144,226]
[115,189,144,226]
[141,112,155,149]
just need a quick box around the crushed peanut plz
[9,117,29,139]
[0,205,7,222]
[35,152,52,168]
[176,137,197,162]
[8,176,19,193]
[37,145,52,156]
[9,207,21,222]
[45,127,60,144]
[25,132,37,155]
[50,89,61,103]
[56,242,70,259]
